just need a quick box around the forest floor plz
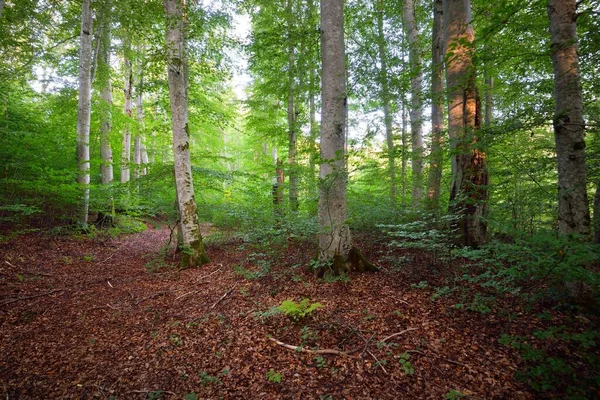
[0,224,592,399]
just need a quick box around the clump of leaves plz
[277,299,323,322]
[397,352,414,375]
[266,368,282,383]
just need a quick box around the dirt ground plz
[0,225,554,399]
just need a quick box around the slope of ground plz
[0,225,576,399]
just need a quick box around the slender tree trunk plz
[134,52,144,180]
[376,0,396,207]
[286,0,299,213]
[76,0,93,226]
[426,0,444,210]
[403,0,424,206]
[0,0,5,19]
[164,0,209,267]
[443,0,487,247]
[484,73,493,127]
[548,0,590,235]
[121,39,133,183]
[317,0,351,275]
[98,1,113,185]
[272,148,285,226]
[401,98,408,204]
[594,182,600,244]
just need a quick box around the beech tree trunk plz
[548,0,590,236]
[402,0,424,206]
[98,1,113,185]
[121,40,133,184]
[376,0,396,207]
[134,56,144,180]
[76,0,93,226]
[594,182,600,243]
[317,0,351,275]
[164,0,209,267]
[286,0,298,213]
[443,0,488,247]
[426,0,444,210]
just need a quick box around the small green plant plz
[169,334,183,347]
[431,286,453,301]
[277,299,323,321]
[445,389,467,399]
[398,352,414,375]
[146,391,163,400]
[411,281,429,289]
[301,326,318,344]
[199,371,221,386]
[266,368,282,383]
[83,254,94,262]
[184,393,198,400]
[314,355,327,369]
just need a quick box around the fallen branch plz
[210,281,239,309]
[381,328,418,343]
[196,267,221,283]
[175,290,199,301]
[0,289,65,307]
[135,290,172,305]
[367,349,388,374]
[269,337,361,359]
[5,261,53,277]
[126,389,176,396]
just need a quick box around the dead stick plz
[196,267,221,283]
[210,281,239,309]
[269,337,361,359]
[367,350,388,374]
[135,290,172,305]
[175,290,199,301]
[381,328,418,343]
[0,289,64,307]
[5,261,53,277]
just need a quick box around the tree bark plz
[98,1,113,186]
[548,0,590,235]
[286,0,298,213]
[426,0,444,210]
[121,39,133,184]
[594,182,600,244]
[164,0,209,267]
[376,0,396,207]
[317,0,351,276]
[443,0,488,247]
[134,50,145,180]
[402,0,424,206]
[76,0,93,226]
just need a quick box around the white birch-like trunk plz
[317,0,351,274]
[164,0,209,267]
[443,0,488,246]
[426,0,444,210]
[402,0,424,205]
[76,0,93,226]
[121,40,133,183]
[134,47,146,179]
[548,0,590,235]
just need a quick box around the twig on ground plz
[126,389,176,396]
[196,267,221,283]
[210,281,239,309]
[107,280,114,288]
[135,290,172,305]
[381,327,418,343]
[106,303,119,310]
[269,337,361,359]
[398,299,410,305]
[367,349,388,374]
[0,289,65,307]
[5,261,53,277]
[175,290,199,301]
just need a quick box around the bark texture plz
[402,0,424,205]
[286,0,298,213]
[165,0,209,267]
[594,182,600,244]
[76,0,93,225]
[317,0,351,275]
[548,0,590,235]
[376,0,396,207]
[443,0,487,247]
[426,0,444,210]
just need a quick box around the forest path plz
[0,226,532,399]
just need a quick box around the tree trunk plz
[426,0,444,210]
[443,0,488,247]
[402,0,424,206]
[164,0,209,267]
[76,0,93,226]
[401,97,408,204]
[594,182,600,244]
[548,0,590,236]
[134,54,144,180]
[98,1,113,186]
[286,0,298,213]
[121,39,133,184]
[317,0,352,276]
[376,0,396,207]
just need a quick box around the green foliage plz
[266,368,282,383]
[445,390,467,399]
[276,299,323,322]
[199,371,222,386]
[397,352,414,376]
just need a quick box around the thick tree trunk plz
[548,0,590,235]
[134,56,144,180]
[376,0,396,207]
[121,39,133,184]
[317,0,352,276]
[164,0,209,267]
[443,0,488,247]
[76,0,93,226]
[98,2,113,185]
[426,0,444,210]
[402,0,424,206]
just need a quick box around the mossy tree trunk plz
[164,0,209,267]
